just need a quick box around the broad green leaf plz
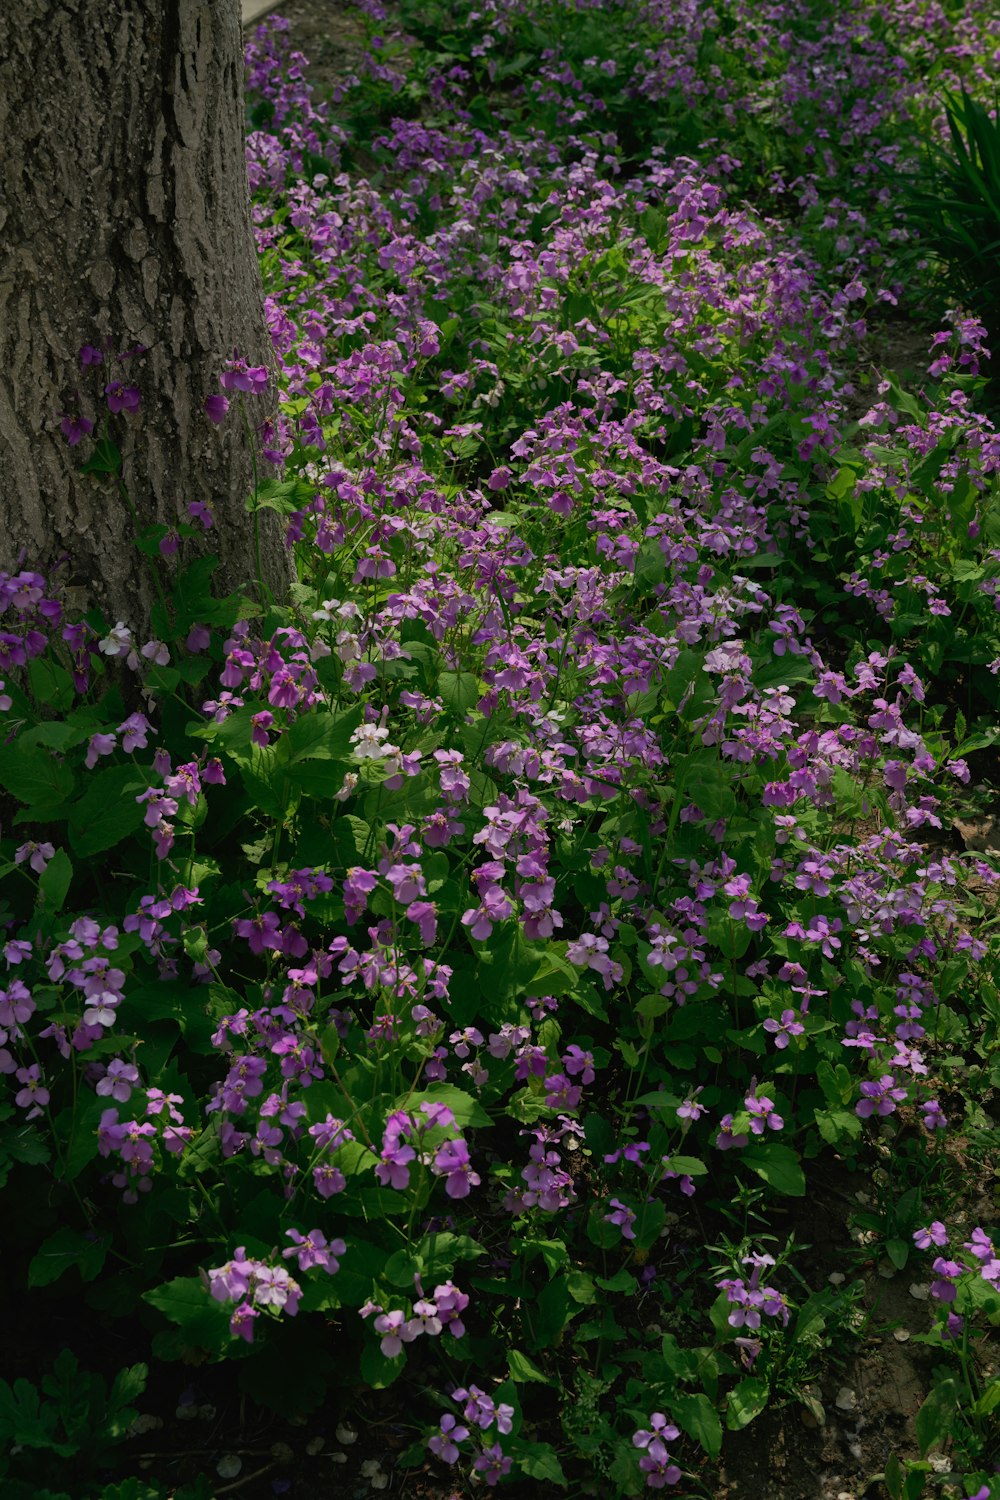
[514,1440,567,1485]
[673,1391,722,1458]
[726,1376,769,1430]
[0,740,75,809]
[507,1349,552,1384]
[28,1227,109,1287]
[68,764,146,856]
[438,670,480,713]
[38,848,72,912]
[741,1142,806,1197]
[143,1277,233,1354]
[915,1378,958,1458]
[400,1085,492,1130]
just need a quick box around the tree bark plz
[0,0,292,633]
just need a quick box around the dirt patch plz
[249,0,373,100]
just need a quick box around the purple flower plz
[283,1227,346,1273]
[473,1442,512,1485]
[60,413,94,446]
[745,1089,783,1133]
[762,1009,804,1049]
[204,394,230,424]
[434,1137,481,1199]
[14,841,55,875]
[428,1413,469,1464]
[15,1063,49,1112]
[96,1058,139,1103]
[604,1197,637,1241]
[715,1114,749,1150]
[920,1099,948,1131]
[930,1257,965,1303]
[633,1413,680,1450]
[856,1075,908,1118]
[913,1222,949,1250]
[105,381,140,415]
[633,1414,682,1489]
[374,1308,413,1358]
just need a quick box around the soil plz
[245,0,375,99]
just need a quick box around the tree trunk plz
[0,0,292,634]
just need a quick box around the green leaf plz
[79,437,122,476]
[915,1378,958,1458]
[143,1277,233,1354]
[673,1391,722,1458]
[68,764,146,856]
[973,1379,1000,1418]
[726,1376,770,1430]
[383,1231,483,1288]
[514,1440,567,1485]
[38,848,72,913]
[28,1227,109,1287]
[359,1339,404,1390]
[400,1085,492,1130]
[27,658,75,712]
[61,1091,109,1181]
[886,1237,910,1270]
[438,671,480,714]
[0,1374,76,1455]
[286,705,365,763]
[507,1350,552,1384]
[740,1142,806,1197]
[0,739,76,810]
[661,1154,708,1178]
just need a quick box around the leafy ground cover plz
[4,1,1000,1496]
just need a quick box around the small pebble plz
[893,1327,910,1343]
[305,1435,325,1455]
[835,1387,858,1413]
[828,1271,846,1285]
[909,1282,930,1301]
[129,1413,163,1436]
[270,1442,294,1463]
[216,1455,242,1479]
[336,1422,357,1446]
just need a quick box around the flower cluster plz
[633,1413,682,1489]
[364,1277,470,1358]
[426,1386,514,1486]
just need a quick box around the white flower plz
[99,621,133,657]
[350,723,392,761]
[336,630,361,664]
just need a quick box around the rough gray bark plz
[0,0,292,632]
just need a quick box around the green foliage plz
[901,89,1000,362]
[0,1351,147,1493]
[3,3,1000,1498]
